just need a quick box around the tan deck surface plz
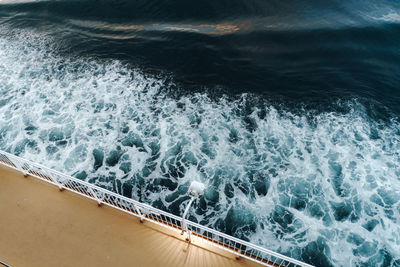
[0,164,262,267]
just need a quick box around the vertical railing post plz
[180,182,205,243]
[88,187,103,207]
[12,157,29,177]
[181,196,195,241]
[43,169,64,191]
[187,226,192,243]
[133,204,144,223]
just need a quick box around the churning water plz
[1,0,400,266]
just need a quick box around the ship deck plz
[0,164,262,267]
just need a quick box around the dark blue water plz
[0,1,400,266]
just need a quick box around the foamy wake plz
[0,29,399,266]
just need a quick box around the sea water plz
[1,1,400,265]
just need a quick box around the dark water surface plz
[1,0,400,266]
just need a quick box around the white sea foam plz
[0,29,399,266]
[378,12,400,23]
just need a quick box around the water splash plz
[0,29,399,266]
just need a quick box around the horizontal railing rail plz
[0,150,312,267]
[0,260,11,267]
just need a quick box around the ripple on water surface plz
[0,30,399,266]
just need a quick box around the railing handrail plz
[0,260,11,267]
[0,150,313,267]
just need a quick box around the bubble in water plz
[0,28,399,266]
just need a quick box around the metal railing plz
[0,260,11,267]
[0,150,312,267]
